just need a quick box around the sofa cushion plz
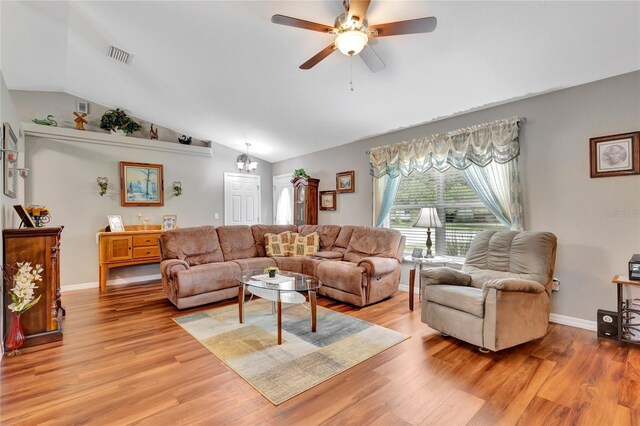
[273,256,305,274]
[216,226,258,261]
[232,257,277,271]
[160,226,224,266]
[333,226,355,254]
[344,226,402,263]
[316,260,366,295]
[314,251,344,260]
[251,225,298,257]
[294,232,319,256]
[298,225,342,251]
[425,285,485,318]
[175,261,240,298]
[265,232,288,257]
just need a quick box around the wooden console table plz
[98,225,162,292]
[611,275,640,347]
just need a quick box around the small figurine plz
[73,112,88,130]
[149,124,158,140]
[178,135,192,145]
[32,115,57,126]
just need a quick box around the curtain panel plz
[369,117,523,178]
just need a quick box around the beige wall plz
[11,91,273,287]
[273,71,640,322]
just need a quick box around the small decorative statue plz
[178,135,192,145]
[32,115,57,126]
[149,124,159,140]
[73,112,88,130]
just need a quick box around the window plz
[389,168,507,258]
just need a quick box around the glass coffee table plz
[235,269,322,345]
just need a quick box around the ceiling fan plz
[271,0,437,72]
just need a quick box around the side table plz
[406,255,463,311]
[611,275,640,346]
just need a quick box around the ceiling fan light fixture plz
[335,30,368,56]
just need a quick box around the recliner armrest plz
[421,267,471,287]
[358,257,399,276]
[161,259,189,279]
[482,278,546,297]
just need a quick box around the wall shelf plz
[22,122,212,158]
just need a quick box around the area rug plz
[174,299,408,405]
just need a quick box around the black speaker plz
[597,309,618,339]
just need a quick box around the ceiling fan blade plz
[300,44,337,69]
[359,44,385,73]
[347,0,371,24]
[370,16,437,37]
[271,14,335,33]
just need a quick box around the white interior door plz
[224,173,261,225]
[273,173,293,225]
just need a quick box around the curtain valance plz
[369,117,523,178]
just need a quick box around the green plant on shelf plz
[100,108,141,135]
[293,169,310,179]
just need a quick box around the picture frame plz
[3,122,18,198]
[13,205,35,228]
[107,215,124,231]
[590,132,640,178]
[162,214,177,230]
[411,248,424,258]
[336,170,355,193]
[120,161,164,206]
[319,190,337,211]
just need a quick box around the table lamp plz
[413,207,443,258]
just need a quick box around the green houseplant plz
[293,168,310,179]
[100,108,141,135]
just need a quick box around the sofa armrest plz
[314,251,344,260]
[420,267,472,287]
[358,257,399,276]
[482,278,546,297]
[161,259,189,279]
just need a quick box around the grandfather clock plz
[292,177,319,225]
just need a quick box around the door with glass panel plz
[273,173,293,225]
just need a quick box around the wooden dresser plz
[98,225,162,292]
[3,227,64,348]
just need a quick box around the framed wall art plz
[120,161,164,206]
[3,122,18,198]
[319,190,336,211]
[336,170,355,193]
[162,214,177,230]
[590,132,640,178]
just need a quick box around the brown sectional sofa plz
[159,224,405,309]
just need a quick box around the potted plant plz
[5,262,43,355]
[293,169,310,179]
[100,108,141,136]
[264,266,279,278]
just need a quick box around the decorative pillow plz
[294,232,320,256]
[265,231,299,257]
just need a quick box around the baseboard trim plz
[61,274,162,292]
[398,284,597,331]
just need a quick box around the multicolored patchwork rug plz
[174,299,408,405]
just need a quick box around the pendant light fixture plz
[236,143,258,173]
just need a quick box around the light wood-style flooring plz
[1,283,639,425]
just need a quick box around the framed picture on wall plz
[3,122,18,198]
[162,215,177,230]
[120,161,164,206]
[319,190,336,211]
[590,132,640,178]
[336,170,355,193]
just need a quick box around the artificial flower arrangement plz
[8,262,43,315]
[100,108,141,135]
[264,266,279,278]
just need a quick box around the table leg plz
[310,291,317,332]
[617,282,623,346]
[238,285,244,324]
[277,296,282,345]
[418,263,423,302]
[99,264,108,293]
[409,268,415,311]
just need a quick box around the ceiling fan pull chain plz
[350,56,354,92]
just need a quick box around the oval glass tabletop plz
[236,269,321,292]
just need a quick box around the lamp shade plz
[413,207,443,228]
[334,30,368,56]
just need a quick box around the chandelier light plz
[237,143,258,173]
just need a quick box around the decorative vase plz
[268,270,277,278]
[5,312,25,355]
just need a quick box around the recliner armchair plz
[420,230,557,352]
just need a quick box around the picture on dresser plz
[162,215,177,230]
[120,161,164,206]
[107,215,124,231]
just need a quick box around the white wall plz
[11,91,273,287]
[273,71,640,322]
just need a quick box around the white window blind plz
[390,168,507,257]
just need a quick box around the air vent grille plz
[106,45,130,64]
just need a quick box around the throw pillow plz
[294,232,320,256]
[283,232,298,257]
[264,233,286,257]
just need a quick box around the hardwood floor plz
[1,283,638,425]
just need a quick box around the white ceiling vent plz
[106,45,130,64]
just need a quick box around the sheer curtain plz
[372,174,400,227]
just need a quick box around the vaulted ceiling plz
[2,1,639,162]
